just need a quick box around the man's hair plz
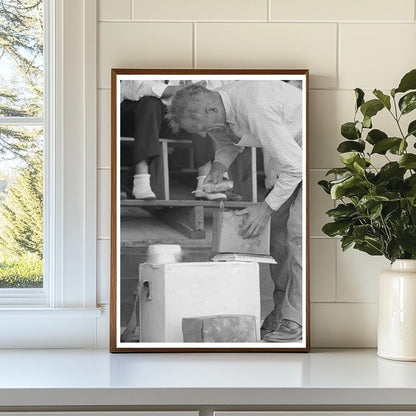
[166,84,211,133]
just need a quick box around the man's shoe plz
[224,190,243,202]
[261,312,279,339]
[194,175,226,201]
[194,189,227,201]
[263,319,302,343]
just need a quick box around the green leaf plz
[399,92,416,115]
[360,99,384,119]
[405,175,416,196]
[369,203,383,220]
[330,176,357,199]
[355,88,365,110]
[322,221,351,237]
[363,116,372,129]
[318,180,331,195]
[337,140,365,153]
[373,89,391,110]
[377,162,406,181]
[325,167,352,176]
[407,174,416,187]
[395,69,416,94]
[398,227,416,255]
[366,129,387,145]
[341,235,355,251]
[326,203,357,220]
[357,195,389,212]
[371,137,402,154]
[399,154,416,169]
[399,139,407,154]
[354,241,383,256]
[386,240,403,263]
[352,224,373,240]
[353,158,366,174]
[339,152,360,167]
[330,175,369,200]
[407,120,416,137]
[390,139,408,155]
[341,122,361,140]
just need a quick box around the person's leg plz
[131,96,164,168]
[197,161,212,177]
[121,97,165,199]
[191,133,215,169]
[260,193,292,337]
[264,185,303,342]
[189,133,227,200]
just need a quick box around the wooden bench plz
[121,199,256,240]
[121,136,258,201]
[120,137,259,239]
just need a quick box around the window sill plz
[0,307,103,348]
[0,306,101,315]
[0,349,415,411]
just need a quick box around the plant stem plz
[390,97,406,139]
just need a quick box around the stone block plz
[212,210,270,255]
[182,315,257,342]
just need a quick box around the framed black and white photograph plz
[110,69,310,352]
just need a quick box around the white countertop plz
[0,348,416,409]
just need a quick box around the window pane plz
[0,0,44,117]
[0,126,43,288]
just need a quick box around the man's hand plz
[235,201,274,239]
[204,161,227,185]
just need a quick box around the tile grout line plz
[267,0,271,22]
[193,22,197,69]
[130,0,133,20]
[97,19,415,24]
[333,229,339,303]
[336,22,340,90]
[311,301,378,305]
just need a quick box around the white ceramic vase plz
[378,259,416,361]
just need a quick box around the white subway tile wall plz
[339,24,416,90]
[132,0,268,21]
[309,170,334,237]
[270,0,415,22]
[310,239,336,302]
[336,246,389,303]
[96,0,416,347]
[311,303,378,347]
[99,0,131,21]
[98,22,193,88]
[196,23,338,89]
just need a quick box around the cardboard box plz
[212,210,270,255]
[139,262,260,342]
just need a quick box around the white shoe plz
[193,175,226,201]
[132,174,156,200]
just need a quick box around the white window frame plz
[0,0,101,348]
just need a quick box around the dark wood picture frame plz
[110,69,310,352]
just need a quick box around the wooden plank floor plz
[121,213,213,248]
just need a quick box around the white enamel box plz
[139,261,260,343]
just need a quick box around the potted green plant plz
[319,68,416,361]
